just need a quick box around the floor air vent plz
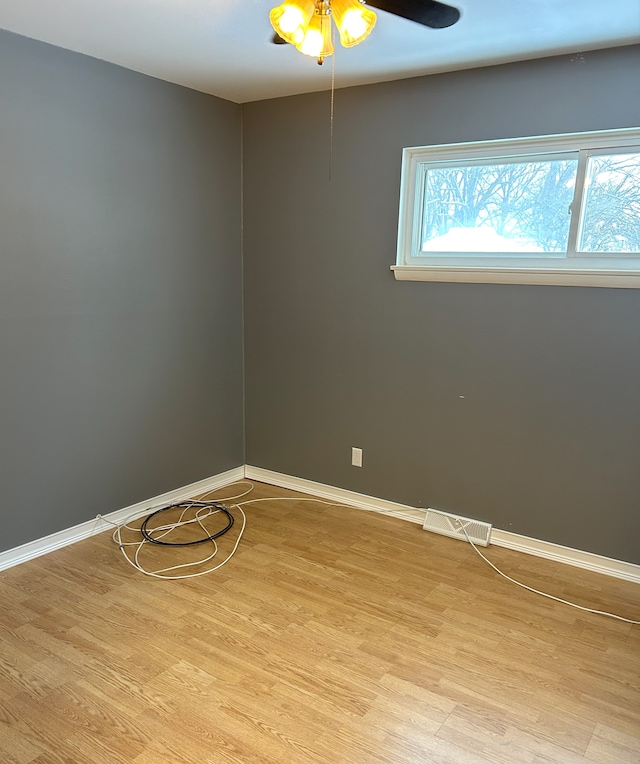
[423,508,492,547]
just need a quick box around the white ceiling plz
[0,0,638,103]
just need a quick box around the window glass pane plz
[577,153,640,253]
[419,159,577,254]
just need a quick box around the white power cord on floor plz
[97,482,639,624]
[99,482,255,580]
[99,483,395,580]
[455,519,640,625]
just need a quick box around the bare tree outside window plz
[421,160,577,253]
[579,153,640,253]
[419,152,640,255]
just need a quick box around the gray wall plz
[2,30,638,566]
[0,30,244,552]
[243,45,640,564]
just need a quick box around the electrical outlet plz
[351,447,363,467]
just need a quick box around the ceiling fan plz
[270,0,461,63]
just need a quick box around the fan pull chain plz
[329,24,336,182]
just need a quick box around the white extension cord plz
[97,482,639,624]
[98,483,254,580]
[454,518,640,625]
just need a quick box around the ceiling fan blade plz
[367,0,460,29]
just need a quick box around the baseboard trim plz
[0,466,245,572]
[245,465,640,585]
[490,530,640,584]
[3,464,638,585]
[244,465,426,525]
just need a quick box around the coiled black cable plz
[140,501,234,546]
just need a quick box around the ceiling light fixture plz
[270,0,377,64]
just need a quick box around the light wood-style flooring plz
[1,480,639,763]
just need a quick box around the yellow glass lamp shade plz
[270,0,315,46]
[331,0,376,47]
[297,4,334,62]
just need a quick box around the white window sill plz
[391,265,640,288]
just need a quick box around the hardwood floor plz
[1,480,639,763]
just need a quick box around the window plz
[393,129,640,287]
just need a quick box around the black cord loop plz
[140,501,234,546]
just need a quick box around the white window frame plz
[393,128,640,288]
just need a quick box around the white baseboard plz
[245,465,640,585]
[3,463,639,586]
[489,530,640,585]
[244,465,426,525]
[0,466,245,572]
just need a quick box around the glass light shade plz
[331,0,376,47]
[270,0,315,46]
[297,8,334,60]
